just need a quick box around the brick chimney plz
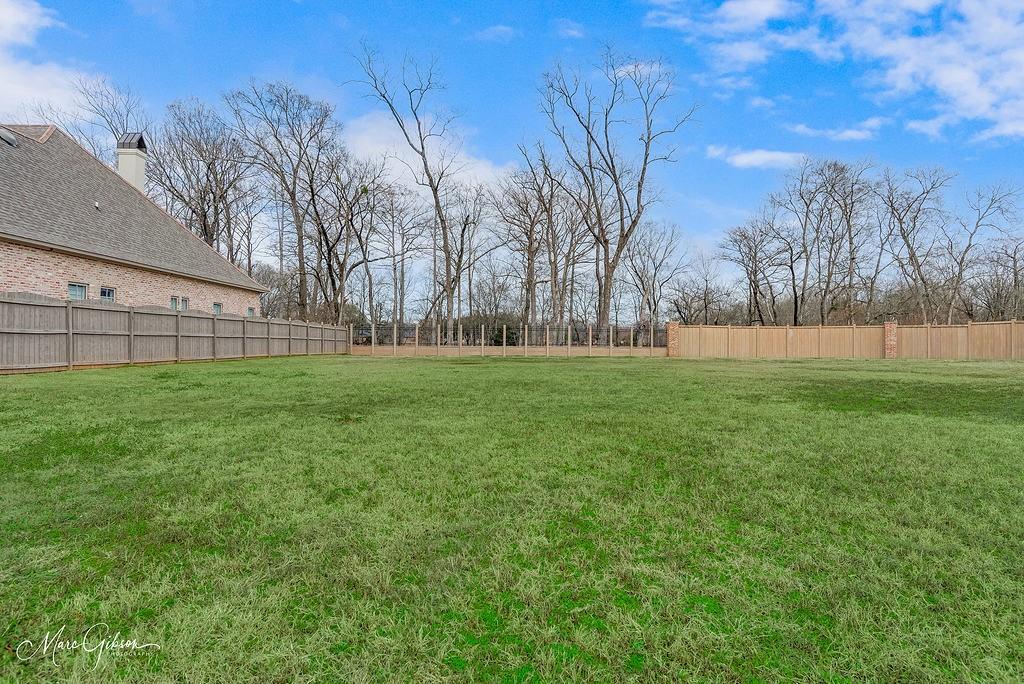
[116,132,147,192]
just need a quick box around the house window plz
[212,303,222,315]
[68,283,87,300]
[181,298,189,311]
[247,307,255,318]
[170,296,178,311]
[100,287,115,303]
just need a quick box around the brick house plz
[0,124,264,315]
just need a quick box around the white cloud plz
[706,144,805,169]
[645,0,1024,139]
[748,96,776,108]
[472,24,519,43]
[788,116,888,140]
[0,0,89,117]
[711,40,770,71]
[554,18,585,39]
[343,110,515,188]
[647,0,798,35]
[715,0,800,32]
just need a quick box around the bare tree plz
[381,186,428,326]
[541,49,693,338]
[225,81,336,319]
[624,222,685,337]
[492,152,547,326]
[722,209,781,325]
[670,252,730,325]
[821,160,875,323]
[359,49,467,340]
[149,100,252,257]
[878,167,954,323]
[939,185,1019,323]
[31,76,150,167]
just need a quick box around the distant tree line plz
[709,159,1021,325]
[36,56,1020,328]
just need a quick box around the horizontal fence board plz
[0,292,350,373]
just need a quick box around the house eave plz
[0,232,269,294]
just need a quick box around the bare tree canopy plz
[29,56,1020,327]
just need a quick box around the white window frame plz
[212,303,222,315]
[181,298,189,311]
[247,307,255,318]
[68,282,88,300]
[170,296,178,311]
[99,286,115,303]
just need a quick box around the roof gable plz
[0,125,264,292]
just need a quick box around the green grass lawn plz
[1,357,1023,682]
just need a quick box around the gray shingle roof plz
[0,124,264,292]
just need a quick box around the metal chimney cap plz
[116,132,147,151]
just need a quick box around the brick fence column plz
[884,321,898,359]
[666,321,680,357]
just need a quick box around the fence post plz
[698,324,703,358]
[306,320,311,356]
[176,311,181,362]
[545,325,550,357]
[481,324,485,357]
[348,323,353,354]
[436,323,440,357]
[567,325,572,357]
[850,322,855,359]
[883,321,898,359]
[727,324,732,358]
[784,325,789,358]
[967,320,972,360]
[650,324,655,357]
[926,323,932,359]
[503,325,507,357]
[128,306,135,365]
[65,301,73,369]
[370,322,375,356]
[458,323,463,357]
[609,325,614,357]
[414,324,419,356]
[1012,319,1017,360]
[288,318,293,356]
[212,314,218,361]
[242,316,247,359]
[524,324,528,357]
[588,325,592,357]
[629,326,634,357]
[393,323,398,357]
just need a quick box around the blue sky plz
[2,0,1022,249]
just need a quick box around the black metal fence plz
[351,323,666,349]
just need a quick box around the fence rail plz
[0,292,351,373]
[667,321,1023,360]
[348,323,668,357]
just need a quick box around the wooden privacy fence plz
[0,292,351,373]
[666,321,1023,360]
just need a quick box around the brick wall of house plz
[0,239,261,315]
